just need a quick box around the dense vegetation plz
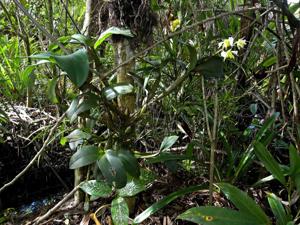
[0,0,300,224]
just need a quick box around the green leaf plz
[255,113,279,141]
[47,77,59,104]
[106,150,127,188]
[66,97,79,119]
[30,52,54,60]
[250,103,258,115]
[194,56,224,79]
[70,34,92,46]
[104,84,134,100]
[262,56,277,68]
[66,129,92,150]
[217,183,270,225]
[98,150,127,189]
[253,141,286,185]
[118,149,140,178]
[177,206,262,225]
[53,48,89,87]
[289,144,300,176]
[94,27,134,49]
[80,180,112,198]
[133,184,206,224]
[69,93,99,123]
[117,169,155,197]
[111,197,129,225]
[160,135,179,151]
[267,193,291,225]
[69,145,101,169]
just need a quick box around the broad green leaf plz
[253,141,286,185]
[106,150,127,188]
[94,27,134,49]
[133,184,206,224]
[53,48,89,87]
[98,150,127,189]
[69,145,101,169]
[47,77,59,104]
[104,84,134,100]
[97,155,115,185]
[267,193,291,225]
[80,180,112,198]
[111,197,129,225]
[117,169,155,197]
[160,135,179,151]
[118,150,140,178]
[194,56,224,79]
[217,183,270,225]
[177,206,262,225]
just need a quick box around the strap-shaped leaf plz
[53,48,89,87]
[133,184,206,224]
[217,183,270,225]
[267,193,291,225]
[253,141,286,185]
[69,145,101,169]
[111,197,129,225]
[177,206,262,225]
[289,144,300,176]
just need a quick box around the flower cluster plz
[218,37,246,61]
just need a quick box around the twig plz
[33,184,81,225]
[0,113,66,193]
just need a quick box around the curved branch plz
[0,113,66,193]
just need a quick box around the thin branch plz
[33,184,81,225]
[0,113,66,193]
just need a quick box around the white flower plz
[221,50,238,61]
[236,38,246,50]
[218,37,234,49]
